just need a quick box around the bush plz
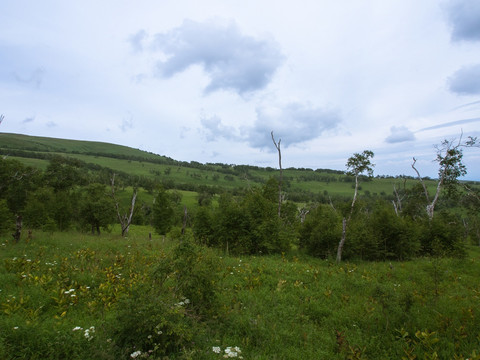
[0,199,13,235]
[154,236,222,317]
[417,211,466,257]
[299,204,341,258]
[109,284,194,359]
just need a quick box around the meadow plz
[1,227,479,359]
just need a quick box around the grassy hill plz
[0,132,448,200]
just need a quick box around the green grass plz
[0,133,162,160]
[2,132,457,200]
[1,228,479,359]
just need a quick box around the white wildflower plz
[212,346,221,354]
[72,326,83,331]
[84,326,95,341]
[130,350,142,358]
[224,346,242,358]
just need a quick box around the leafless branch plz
[271,131,283,217]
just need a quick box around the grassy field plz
[1,227,479,359]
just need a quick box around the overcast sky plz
[1,1,480,179]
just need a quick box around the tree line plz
[1,133,479,262]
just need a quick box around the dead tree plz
[411,134,478,220]
[110,174,137,237]
[0,114,4,125]
[392,178,407,216]
[271,131,283,217]
[12,215,22,243]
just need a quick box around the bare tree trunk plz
[111,173,137,237]
[336,218,347,263]
[12,215,22,243]
[181,205,188,236]
[336,173,359,263]
[412,157,446,220]
[271,131,283,217]
[392,181,406,216]
[411,157,430,202]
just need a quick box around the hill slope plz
[0,132,444,200]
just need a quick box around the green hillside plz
[0,132,448,200]
[0,132,163,160]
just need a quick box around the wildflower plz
[212,346,221,354]
[130,350,142,358]
[84,326,95,341]
[13,327,18,330]
[224,346,242,358]
[72,326,83,331]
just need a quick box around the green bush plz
[109,285,194,359]
[0,199,13,236]
[299,204,341,258]
[154,237,222,317]
[417,211,466,257]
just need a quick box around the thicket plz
[1,152,479,259]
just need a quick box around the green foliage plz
[0,199,13,235]
[44,156,86,192]
[346,150,375,178]
[0,230,480,359]
[417,211,466,257]
[193,186,297,255]
[152,186,181,235]
[79,184,115,234]
[155,236,221,316]
[109,284,194,359]
[299,204,342,258]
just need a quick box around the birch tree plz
[411,134,478,220]
[336,150,374,263]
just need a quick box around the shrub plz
[109,284,194,359]
[0,199,13,235]
[299,204,341,258]
[154,236,222,317]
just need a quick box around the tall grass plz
[1,228,479,359]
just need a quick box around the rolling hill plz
[0,132,451,201]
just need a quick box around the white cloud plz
[200,115,238,141]
[148,19,285,95]
[385,126,415,143]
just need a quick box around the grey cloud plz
[46,121,57,128]
[23,116,35,124]
[151,19,284,95]
[448,64,480,95]
[247,103,341,149]
[385,126,415,143]
[445,0,480,42]
[129,30,147,52]
[200,115,237,141]
[419,117,480,131]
